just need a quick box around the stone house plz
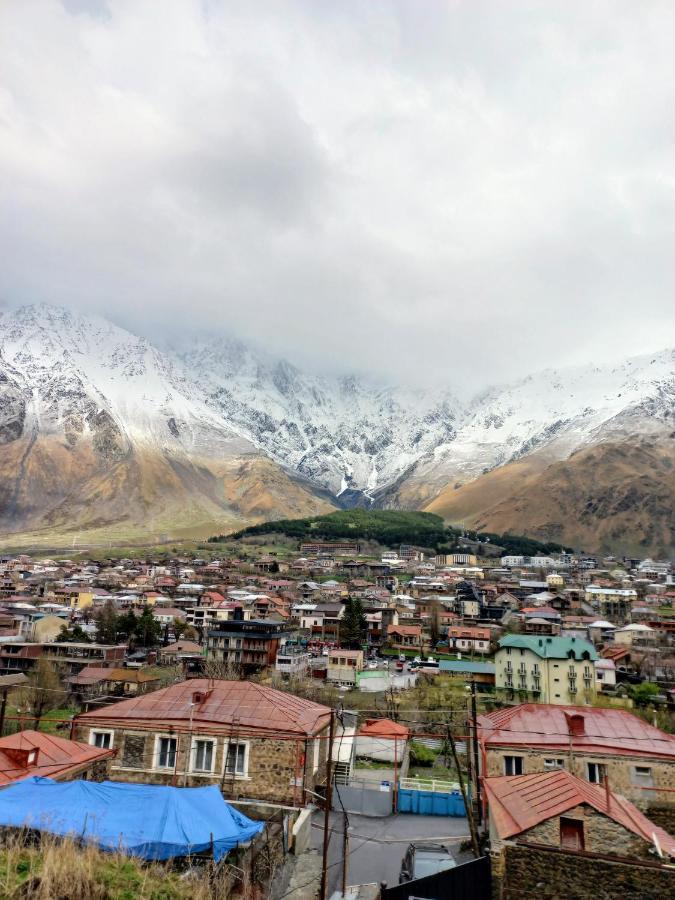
[71,679,332,806]
[0,730,113,785]
[477,703,675,811]
[487,771,675,900]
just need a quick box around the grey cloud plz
[0,0,673,391]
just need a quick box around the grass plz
[408,764,456,782]
[0,833,228,899]
[355,758,392,770]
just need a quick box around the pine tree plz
[341,597,367,648]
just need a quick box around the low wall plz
[497,842,675,900]
[332,780,393,817]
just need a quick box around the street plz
[312,810,471,894]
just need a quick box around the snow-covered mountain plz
[0,303,672,550]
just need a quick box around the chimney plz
[191,688,212,705]
[565,712,585,737]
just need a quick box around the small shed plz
[355,718,409,763]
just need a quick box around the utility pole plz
[0,688,7,738]
[447,720,480,858]
[320,709,336,900]
[470,679,482,825]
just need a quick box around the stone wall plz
[72,722,329,805]
[496,843,674,900]
[520,805,653,859]
[484,745,675,807]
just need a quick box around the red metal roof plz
[359,718,409,738]
[484,770,675,856]
[0,730,113,786]
[478,703,675,761]
[75,679,331,738]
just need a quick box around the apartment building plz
[495,636,597,705]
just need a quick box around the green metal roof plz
[498,635,598,661]
[438,660,495,674]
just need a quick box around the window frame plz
[223,741,249,778]
[631,765,653,787]
[190,737,217,774]
[89,729,114,750]
[544,758,565,770]
[586,761,606,784]
[154,735,178,770]
[503,755,524,776]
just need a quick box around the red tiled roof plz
[0,730,113,785]
[388,625,421,636]
[74,679,331,738]
[478,704,675,761]
[485,770,675,856]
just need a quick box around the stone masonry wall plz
[496,843,674,900]
[520,805,653,859]
[72,722,329,805]
[485,746,675,808]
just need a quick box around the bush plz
[409,741,436,767]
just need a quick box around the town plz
[0,512,672,899]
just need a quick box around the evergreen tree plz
[341,597,367,648]
[94,599,119,644]
[134,605,162,647]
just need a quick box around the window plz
[504,756,523,775]
[90,730,113,750]
[156,736,177,769]
[560,817,584,850]
[544,758,565,770]
[192,739,215,773]
[225,742,247,776]
[631,766,653,787]
[587,762,606,784]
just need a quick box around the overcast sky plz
[1,1,674,389]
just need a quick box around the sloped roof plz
[75,679,331,737]
[478,703,675,761]
[485,770,675,856]
[499,635,597,660]
[359,718,409,738]
[0,730,113,785]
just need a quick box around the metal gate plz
[381,855,491,900]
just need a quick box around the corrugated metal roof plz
[75,679,331,737]
[358,718,409,738]
[478,704,675,760]
[0,730,113,785]
[485,770,675,856]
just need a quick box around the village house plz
[385,623,422,651]
[495,635,597,704]
[477,703,675,810]
[326,649,364,687]
[0,730,114,785]
[446,625,491,654]
[584,586,637,623]
[72,680,331,805]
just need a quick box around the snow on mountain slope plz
[0,303,672,546]
[180,337,463,498]
[387,348,675,504]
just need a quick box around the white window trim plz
[190,736,217,774]
[223,740,250,779]
[154,734,178,770]
[89,728,114,750]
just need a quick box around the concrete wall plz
[355,735,406,763]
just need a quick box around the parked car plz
[399,842,456,884]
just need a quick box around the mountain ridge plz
[0,303,673,552]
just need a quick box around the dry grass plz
[0,832,235,900]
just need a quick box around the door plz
[560,817,584,850]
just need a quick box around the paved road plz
[312,810,471,894]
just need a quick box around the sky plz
[1,0,674,390]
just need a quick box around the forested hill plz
[210,510,571,556]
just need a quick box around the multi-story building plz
[446,625,491,654]
[275,646,311,677]
[495,635,597,705]
[206,619,290,673]
[299,541,360,557]
[585,586,637,623]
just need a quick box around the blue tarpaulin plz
[0,777,263,861]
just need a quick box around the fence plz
[382,855,491,900]
[397,778,467,816]
[332,777,394,817]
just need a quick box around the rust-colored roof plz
[74,679,331,737]
[0,730,113,786]
[388,625,421,636]
[478,703,675,761]
[485,771,675,856]
[359,718,409,738]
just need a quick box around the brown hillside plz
[425,437,675,556]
